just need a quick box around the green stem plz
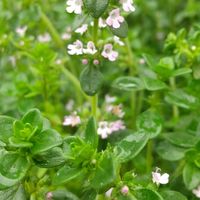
[91,94,98,119]
[93,19,99,45]
[60,65,89,101]
[146,140,153,172]
[125,38,137,128]
[171,160,185,182]
[169,77,179,119]
[39,8,64,48]
[91,18,99,119]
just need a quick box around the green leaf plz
[22,108,43,131]
[156,141,186,161]
[112,77,144,91]
[91,152,117,189]
[136,111,163,139]
[33,147,65,168]
[134,188,164,200]
[143,77,167,91]
[0,184,26,200]
[84,0,109,18]
[13,120,37,141]
[183,163,200,190]
[110,20,128,38]
[0,116,15,143]
[9,137,33,148]
[30,129,63,155]
[81,189,97,200]
[51,189,80,200]
[0,153,29,189]
[160,190,188,200]
[159,57,175,70]
[80,66,104,96]
[172,68,192,77]
[53,166,84,185]
[85,117,98,148]
[165,90,199,109]
[114,132,148,163]
[165,132,199,148]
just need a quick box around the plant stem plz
[125,38,137,128]
[171,160,185,182]
[60,65,89,101]
[39,8,64,48]
[146,140,153,172]
[92,94,98,119]
[91,18,99,119]
[169,77,179,120]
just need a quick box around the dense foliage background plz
[0,0,200,199]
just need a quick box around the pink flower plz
[63,112,81,127]
[83,41,97,55]
[66,0,83,14]
[46,192,53,200]
[106,8,124,29]
[101,44,118,61]
[110,120,126,132]
[120,0,136,12]
[68,40,83,55]
[107,104,125,118]
[75,24,88,35]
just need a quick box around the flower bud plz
[93,59,100,65]
[121,185,129,195]
[82,59,88,65]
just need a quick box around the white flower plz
[193,185,200,198]
[114,36,124,46]
[101,44,118,61]
[37,33,51,43]
[105,95,116,104]
[65,99,74,111]
[97,121,112,139]
[152,168,169,186]
[63,112,81,127]
[9,56,16,67]
[75,24,88,35]
[83,41,97,55]
[106,8,124,29]
[120,0,136,12]
[105,188,113,198]
[110,120,126,132]
[99,18,107,28]
[68,40,83,55]
[66,0,83,14]
[16,26,27,37]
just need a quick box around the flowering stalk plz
[91,18,99,119]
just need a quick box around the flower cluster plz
[96,94,126,139]
[65,0,135,62]
[105,167,169,198]
[63,111,81,127]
